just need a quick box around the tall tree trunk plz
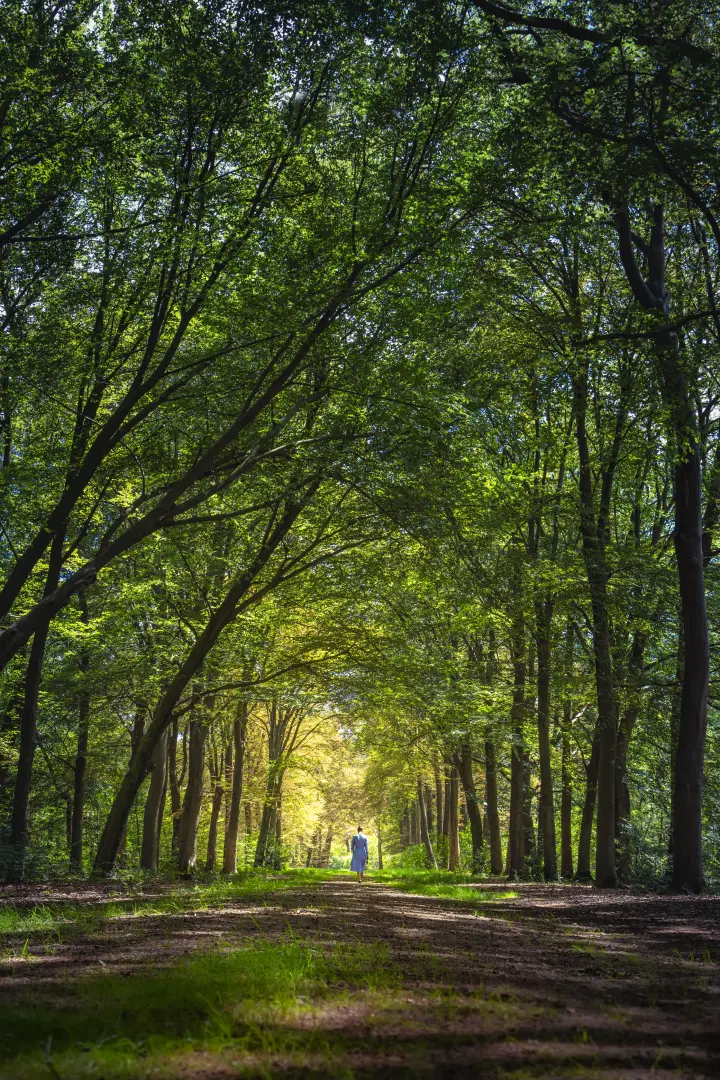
[417,778,438,869]
[223,739,233,845]
[168,717,185,858]
[69,597,91,872]
[615,631,645,881]
[616,205,708,892]
[522,748,536,861]
[573,362,618,888]
[140,727,169,871]
[321,824,332,868]
[424,782,434,836]
[455,744,483,872]
[177,719,208,874]
[205,775,224,873]
[223,702,248,874]
[484,736,503,874]
[254,771,281,867]
[434,761,443,841]
[668,622,684,856]
[576,730,600,882]
[7,530,65,881]
[536,599,558,880]
[561,700,574,879]
[448,767,460,871]
[377,822,383,870]
[410,800,419,844]
[507,617,526,878]
[442,762,452,838]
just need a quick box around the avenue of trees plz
[1,0,719,892]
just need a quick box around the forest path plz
[1,876,720,1077]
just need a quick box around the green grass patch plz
[0,867,335,944]
[371,868,518,904]
[0,935,398,1078]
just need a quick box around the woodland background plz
[0,0,719,892]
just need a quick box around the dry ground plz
[1,877,719,1078]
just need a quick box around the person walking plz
[350,826,368,882]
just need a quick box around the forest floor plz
[0,870,719,1078]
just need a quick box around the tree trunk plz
[573,364,618,889]
[223,739,233,844]
[671,436,709,892]
[615,632,645,882]
[205,778,224,873]
[140,727,169,871]
[434,761,443,841]
[410,800,419,844]
[424,782,434,836]
[536,599,558,880]
[223,702,248,874]
[455,743,483,872]
[254,772,280,867]
[168,717,185,857]
[442,762,452,838]
[69,623,91,873]
[615,205,708,891]
[448,767,460,871]
[377,822,383,870]
[7,530,65,881]
[561,700,574,879]
[522,748,536,861]
[507,618,526,878]
[576,729,600,881]
[668,622,684,856]
[484,736,503,874]
[321,824,332,868]
[417,778,438,869]
[177,719,208,874]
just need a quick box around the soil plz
[1,878,719,1078]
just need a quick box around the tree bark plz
[7,529,65,881]
[140,727,169,871]
[448,767,460,870]
[417,778,438,869]
[615,631,645,881]
[615,205,708,892]
[223,702,248,874]
[205,776,224,873]
[536,599,558,880]
[576,729,600,881]
[573,361,618,888]
[434,760,443,841]
[168,716,185,858]
[455,743,483,872]
[561,700,574,879]
[507,617,526,878]
[177,718,208,874]
[484,736,503,874]
[69,596,91,873]
[377,822,383,870]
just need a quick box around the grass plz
[0,936,399,1078]
[371,867,518,904]
[0,867,335,944]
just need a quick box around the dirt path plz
[2,878,720,1077]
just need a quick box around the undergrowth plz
[0,935,398,1078]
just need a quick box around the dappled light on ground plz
[1,874,719,1077]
